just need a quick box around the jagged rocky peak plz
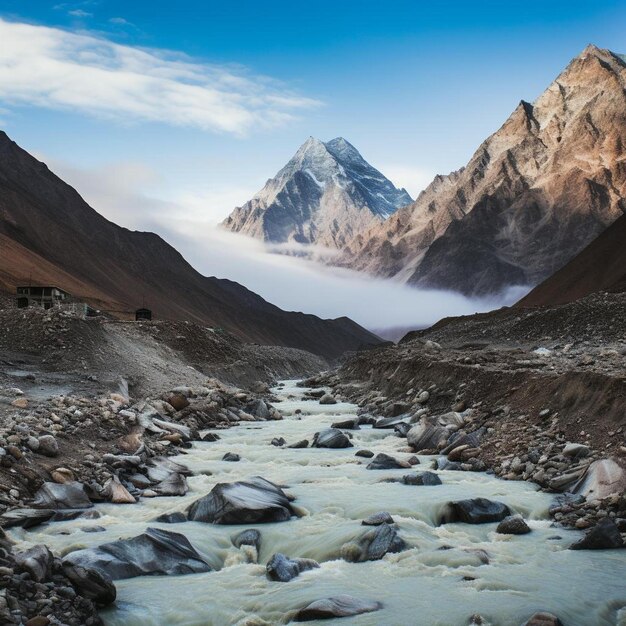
[222,136,412,248]
[338,44,626,296]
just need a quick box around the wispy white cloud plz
[67,9,92,17]
[0,18,320,135]
[108,17,130,25]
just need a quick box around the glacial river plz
[10,380,626,625]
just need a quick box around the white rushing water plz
[10,380,626,625]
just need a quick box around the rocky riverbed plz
[5,380,626,625]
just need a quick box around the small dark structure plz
[16,286,70,310]
[135,308,152,321]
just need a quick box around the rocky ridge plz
[222,136,411,249]
[340,45,626,296]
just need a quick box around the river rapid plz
[10,380,626,625]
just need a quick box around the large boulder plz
[266,553,319,582]
[187,476,295,524]
[407,423,448,452]
[571,458,626,500]
[341,523,405,562]
[63,563,117,605]
[63,527,210,580]
[31,482,93,510]
[294,596,382,621]
[312,429,353,449]
[439,498,510,525]
[366,453,409,470]
[570,518,624,550]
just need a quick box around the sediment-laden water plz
[10,380,626,625]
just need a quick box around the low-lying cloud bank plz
[49,156,528,334]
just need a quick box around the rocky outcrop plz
[341,45,626,296]
[222,137,411,249]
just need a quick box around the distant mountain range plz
[0,131,381,360]
[224,45,626,300]
[222,136,411,249]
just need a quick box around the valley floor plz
[0,292,625,625]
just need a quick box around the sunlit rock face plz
[222,136,412,249]
[341,45,626,296]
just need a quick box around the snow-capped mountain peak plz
[222,136,412,248]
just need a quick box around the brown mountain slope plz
[342,45,626,295]
[517,212,626,307]
[0,131,381,359]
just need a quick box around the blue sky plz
[0,1,625,328]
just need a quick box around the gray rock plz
[294,595,383,621]
[570,518,624,550]
[439,498,510,525]
[401,471,442,486]
[187,476,295,524]
[15,545,53,582]
[313,428,353,449]
[341,523,406,562]
[407,423,448,451]
[31,482,93,510]
[63,527,210,579]
[366,453,407,470]
[496,515,531,535]
[331,419,360,430]
[362,512,394,526]
[63,563,116,605]
[222,452,241,462]
[233,529,261,551]
[152,472,188,497]
[373,415,408,429]
[319,394,338,405]
[266,552,319,582]
[355,449,375,458]
[37,435,59,457]
[562,443,590,458]
[288,439,309,449]
[154,512,187,524]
